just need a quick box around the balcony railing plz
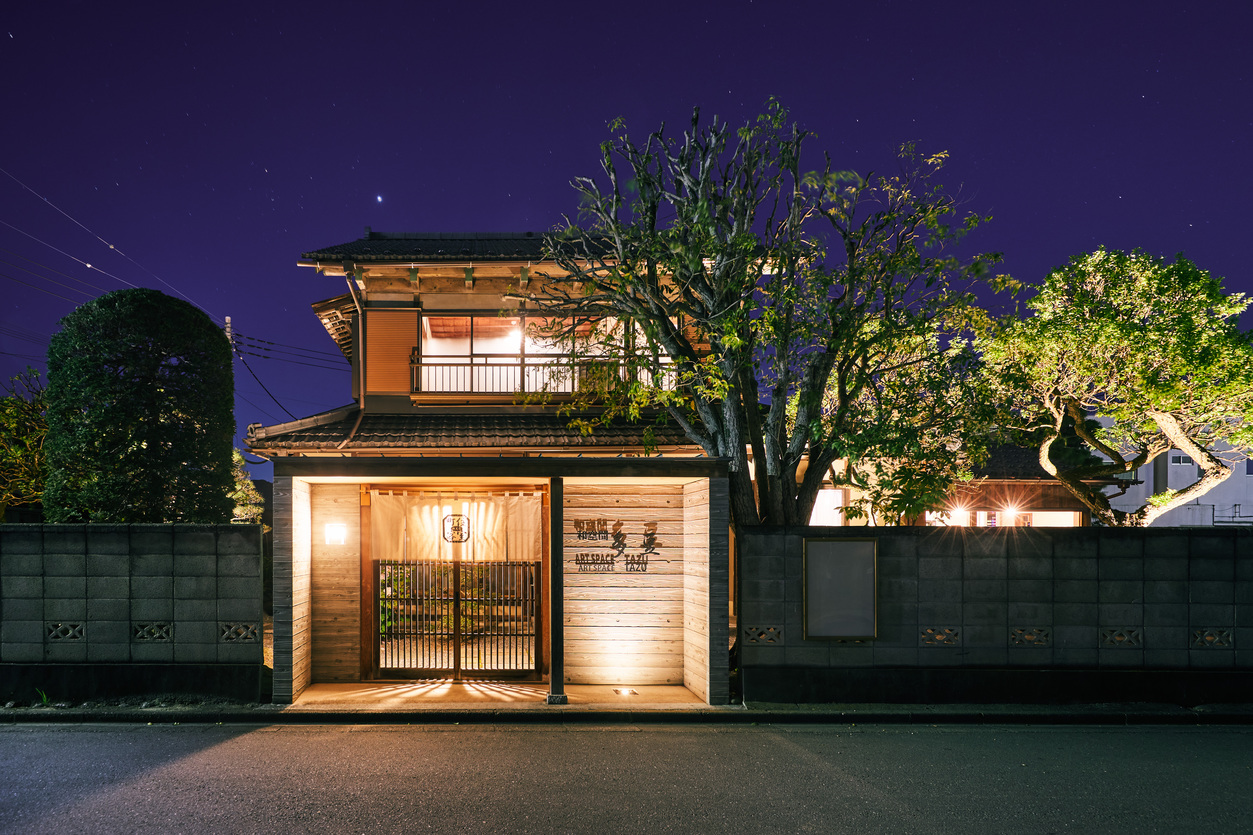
[410,351,675,397]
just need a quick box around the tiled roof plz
[975,443,1128,485]
[248,409,695,452]
[975,444,1053,480]
[301,231,549,263]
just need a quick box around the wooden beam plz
[359,486,375,681]
[274,456,729,480]
[547,476,566,704]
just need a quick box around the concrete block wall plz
[737,526,1253,702]
[0,524,263,666]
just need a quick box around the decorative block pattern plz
[731,527,1253,702]
[1010,627,1051,647]
[3,523,261,670]
[46,622,85,641]
[1100,627,1143,648]
[219,622,260,642]
[1192,628,1234,649]
[921,627,960,646]
[133,622,173,642]
[743,625,782,644]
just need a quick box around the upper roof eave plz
[300,231,552,266]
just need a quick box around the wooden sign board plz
[803,538,877,639]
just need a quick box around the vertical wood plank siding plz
[310,484,362,682]
[271,476,294,702]
[682,479,711,700]
[563,484,686,685]
[364,308,418,394]
[289,480,313,701]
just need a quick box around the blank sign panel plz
[804,538,877,639]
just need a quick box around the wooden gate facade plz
[377,559,541,680]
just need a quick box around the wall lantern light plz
[325,523,348,545]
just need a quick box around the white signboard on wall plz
[804,538,877,639]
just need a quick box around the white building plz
[1109,453,1253,526]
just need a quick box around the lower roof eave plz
[272,453,729,479]
[252,444,699,458]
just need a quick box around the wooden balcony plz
[410,351,674,403]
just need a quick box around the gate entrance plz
[377,558,541,680]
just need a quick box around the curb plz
[4,704,1252,726]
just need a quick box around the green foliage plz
[828,335,990,525]
[981,248,1253,526]
[230,449,266,525]
[44,288,235,522]
[0,368,46,510]
[534,103,1001,525]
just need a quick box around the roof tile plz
[251,410,693,452]
[302,231,548,263]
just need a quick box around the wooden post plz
[547,476,567,704]
[360,487,375,680]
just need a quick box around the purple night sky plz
[3,2,1248,480]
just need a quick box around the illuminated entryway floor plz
[289,682,710,710]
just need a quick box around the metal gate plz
[377,559,541,679]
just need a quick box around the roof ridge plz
[364,231,542,240]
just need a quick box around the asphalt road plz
[1,723,1250,834]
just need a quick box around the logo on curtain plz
[442,514,470,542]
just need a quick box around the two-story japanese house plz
[247,231,731,705]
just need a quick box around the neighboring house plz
[812,445,1094,528]
[1108,451,1253,526]
[937,445,1094,528]
[247,231,730,705]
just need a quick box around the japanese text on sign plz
[573,519,660,573]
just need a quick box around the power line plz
[233,336,347,361]
[0,256,96,300]
[234,390,281,424]
[0,246,108,294]
[0,322,50,342]
[232,350,296,420]
[233,348,350,372]
[233,331,347,359]
[0,219,139,290]
[0,167,215,318]
[0,269,82,304]
[232,338,348,362]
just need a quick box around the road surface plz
[1,723,1250,833]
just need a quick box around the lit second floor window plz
[412,314,631,396]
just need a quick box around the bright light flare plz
[325,523,348,545]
